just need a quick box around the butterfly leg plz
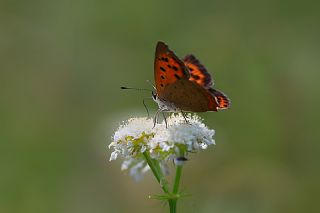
[162,111,168,128]
[180,110,189,124]
[153,110,160,128]
[142,98,150,118]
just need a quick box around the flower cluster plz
[109,114,215,180]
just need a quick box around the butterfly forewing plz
[154,42,190,97]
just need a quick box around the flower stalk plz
[173,164,183,195]
[144,151,184,213]
[143,151,170,193]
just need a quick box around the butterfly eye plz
[152,91,157,100]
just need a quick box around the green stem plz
[169,200,176,213]
[143,152,184,213]
[143,152,169,193]
[169,164,183,212]
[173,164,183,194]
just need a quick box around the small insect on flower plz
[109,114,215,180]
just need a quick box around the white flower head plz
[109,114,215,180]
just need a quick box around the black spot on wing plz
[184,54,212,87]
[191,74,200,80]
[160,57,168,62]
[160,66,166,72]
[174,74,181,80]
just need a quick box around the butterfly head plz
[152,91,157,101]
[151,91,163,109]
[152,91,179,112]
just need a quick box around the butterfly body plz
[153,41,230,113]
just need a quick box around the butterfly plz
[152,41,230,114]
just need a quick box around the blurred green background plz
[1,0,319,212]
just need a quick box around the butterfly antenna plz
[121,86,153,117]
[120,86,152,92]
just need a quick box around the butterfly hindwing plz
[209,88,231,110]
[183,54,213,89]
[154,42,190,96]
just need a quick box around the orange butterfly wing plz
[154,41,190,96]
[184,55,230,110]
[209,88,231,110]
[183,54,213,89]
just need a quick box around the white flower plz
[109,114,215,180]
[121,158,149,181]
